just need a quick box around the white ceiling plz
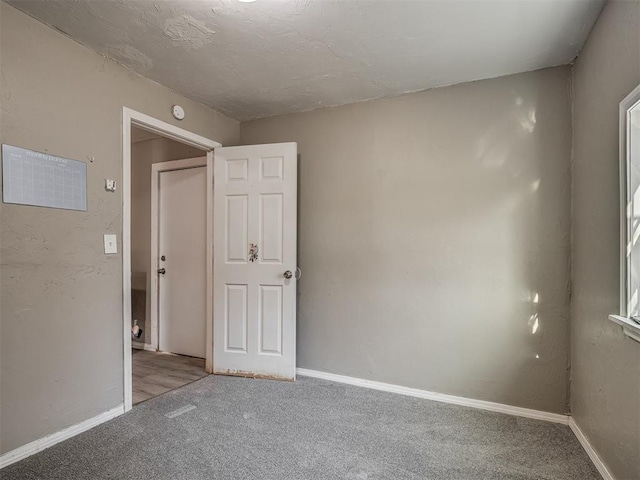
[7,0,604,121]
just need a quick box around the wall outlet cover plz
[104,234,117,254]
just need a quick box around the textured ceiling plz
[7,0,604,121]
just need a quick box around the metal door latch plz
[284,268,302,280]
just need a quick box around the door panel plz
[158,166,207,359]
[225,284,248,352]
[225,195,248,263]
[213,143,297,379]
[259,194,283,263]
[259,285,283,355]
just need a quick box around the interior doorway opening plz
[123,109,298,411]
[122,108,220,411]
[130,127,208,405]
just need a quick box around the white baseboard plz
[569,418,613,480]
[0,404,124,470]
[296,368,570,425]
[131,341,156,352]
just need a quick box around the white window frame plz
[610,83,640,343]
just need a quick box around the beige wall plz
[0,3,238,454]
[241,67,573,414]
[130,131,205,343]
[571,1,640,478]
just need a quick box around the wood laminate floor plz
[132,349,208,405]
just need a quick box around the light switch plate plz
[104,234,117,254]
[105,179,117,192]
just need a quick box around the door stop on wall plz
[131,319,143,339]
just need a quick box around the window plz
[611,84,640,342]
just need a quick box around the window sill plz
[608,315,640,343]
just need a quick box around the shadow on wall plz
[252,68,572,413]
[467,81,570,409]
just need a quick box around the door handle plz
[283,270,293,279]
[157,268,166,275]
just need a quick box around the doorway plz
[122,109,299,412]
[122,108,220,411]
[131,130,209,405]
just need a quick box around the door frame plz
[122,107,220,411]
[150,156,207,355]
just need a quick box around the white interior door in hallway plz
[213,143,298,380]
[158,163,207,358]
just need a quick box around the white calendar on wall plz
[2,144,87,211]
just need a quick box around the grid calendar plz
[2,144,87,211]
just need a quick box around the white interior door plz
[158,165,207,358]
[213,143,297,379]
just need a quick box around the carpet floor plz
[1,375,599,480]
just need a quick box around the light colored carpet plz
[1,375,599,479]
